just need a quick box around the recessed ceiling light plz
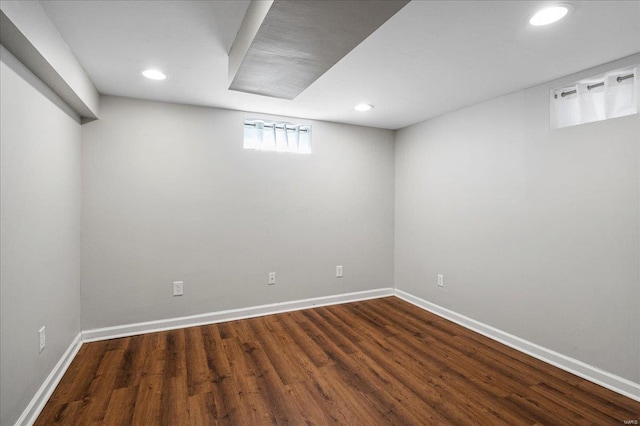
[141,69,167,80]
[529,5,569,26]
[354,103,374,112]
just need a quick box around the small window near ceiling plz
[551,66,638,129]
[244,119,312,154]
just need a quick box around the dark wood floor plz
[37,297,639,425]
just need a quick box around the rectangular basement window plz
[551,65,638,129]
[244,119,312,154]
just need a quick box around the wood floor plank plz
[246,316,311,385]
[202,324,244,425]
[368,300,541,386]
[268,322,358,424]
[117,334,152,389]
[277,313,333,369]
[360,300,629,423]
[102,386,138,426]
[387,296,584,386]
[36,399,88,425]
[241,336,309,425]
[298,309,434,425]
[187,392,218,426]
[130,374,163,425]
[316,305,530,425]
[49,341,108,405]
[311,313,458,425]
[36,297,640,425]
[365,300,564,399]
[529,382,617,425]
[185,327,213,397]
[577,379,640,414]
[161,376,189,425]
[223,336,273,425]
[324,303,506,424]
[76,348,126,424]
[362,302,540,396]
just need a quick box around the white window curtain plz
[244,119,311,154]
[552,66,638,129]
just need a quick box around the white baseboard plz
[394,289,640,402]
[15,332,83,426]
[82,288,394,342]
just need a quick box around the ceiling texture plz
[40,0,640,130]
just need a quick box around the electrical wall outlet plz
[336,265,343,278]
[437,274,444,287]
[39,326,46,353]
[173,281,184,296]
[268,272,276,285]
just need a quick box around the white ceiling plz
[41,1,640,130]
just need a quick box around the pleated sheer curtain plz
[244,119,312,154]
[552,66,638,129]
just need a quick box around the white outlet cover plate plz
[39,326,46,352]
[173,281,184,296]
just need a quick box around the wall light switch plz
[437,274,444,287]
[173,281,184,296]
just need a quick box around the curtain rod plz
[245,122,309,132]
[556,73,634,99]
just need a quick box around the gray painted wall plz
[395,55,640,383]
[80,96,395,330]
[0,46,81,426]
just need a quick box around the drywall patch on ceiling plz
[229,0,410,100]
